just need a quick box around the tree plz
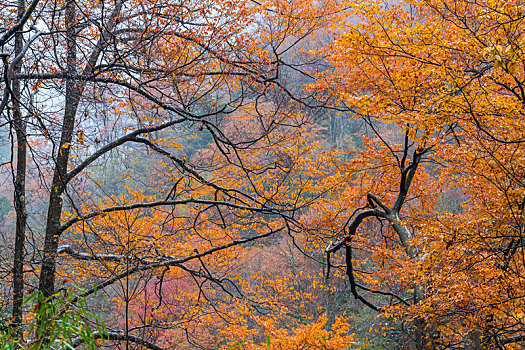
[317,0,525,347]
[10,0,525,347]
[0,0,348,347]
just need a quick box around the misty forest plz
[1,0,525,348]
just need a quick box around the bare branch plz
[57,198,285,235]
[70,331,166,350]
[0,0,40,47]
[65,118,187,183]
[72,227,285,302]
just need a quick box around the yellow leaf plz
[493,58,503,69]
[482,47,493,57]
[508,61,517,75]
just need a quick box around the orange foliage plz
[314,0,525,347]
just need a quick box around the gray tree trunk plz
[38,0,79,297]
[12,0,28,330]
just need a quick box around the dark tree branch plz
[72,227,285,303]
[499,334,525,345]
[65,118,187,183]
[346,245,379,311]
[57,199,285,236]
[70,331,166,350]
[57,245,140,262]
[0,0,40,47]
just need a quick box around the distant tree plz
[0,196,9,224]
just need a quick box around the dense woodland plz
[1,0,525,348]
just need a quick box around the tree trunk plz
[38,0,79,297]
[11,0,27,330]
[37,0,123,297]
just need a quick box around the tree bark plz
[11,0,27,330]
[37,0,124,297]
[38,0,79,297]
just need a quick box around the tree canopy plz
[1,0,525,348]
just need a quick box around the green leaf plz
[226,340,246,350]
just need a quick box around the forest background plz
[1,0,525,348]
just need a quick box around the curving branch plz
[57,198,285,236]
[326,138,431,310]
[65,118,187,183]
[326,209,385,275]
[345,244,379,311]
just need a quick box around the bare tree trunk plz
[37,0,123,298]
[38,0,79,297]
[12,0,27,330]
